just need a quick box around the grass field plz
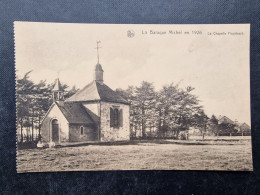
[17,137,253,173]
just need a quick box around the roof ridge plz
[40,102,56,124]
[55,101,70,123]
[93,81,101,100]
[96,82,129,104]
[65,80,101,102]
[65,80,129,104]
[79,103,96,124]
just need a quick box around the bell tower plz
[94,63,104,84]
[53,78,64,102]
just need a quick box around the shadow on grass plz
[18,138,243,150]
[17,141,38,150]
[54,139,238,149]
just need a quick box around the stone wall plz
[100,101,130,141]
[41,103,69,143]
[69,124,98,142]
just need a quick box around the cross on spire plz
[95,41,101,63]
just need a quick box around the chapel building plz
[41,63,130,145]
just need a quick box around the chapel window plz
[80,126,84,135]
[114,108,119,127]
[110,107,123,128]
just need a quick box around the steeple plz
[94,41,104,84]
[53,78,64,102]
[95,41,101,64]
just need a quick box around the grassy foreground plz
[17,138,253,172]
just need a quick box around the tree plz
[116,86,137,137]
[157,84,204,138]
[191,110,208,139]
[218,123,237,136]
[208,115,219,136]
[175,86,203,130]
[156,83,180,137]
[16,71,35,142]
[65,85,79,99]
[134,81,156,137]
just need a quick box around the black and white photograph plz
[15,22,252,172]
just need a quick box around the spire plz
[95,41,101,64]
[53,78,64,102]
[53,78,64,92]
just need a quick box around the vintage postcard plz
[15,22,252,172]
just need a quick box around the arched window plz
[110,107,123,128]
[114,108,119,127]
[110,108,114,127]
[80,126,84,135]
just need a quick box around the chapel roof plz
[55,101,99,124]
[65,81,129,104]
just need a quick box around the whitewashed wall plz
[41,103,69,143]
[82,102,100,116]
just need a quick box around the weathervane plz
[95,41,101,64]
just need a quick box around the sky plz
[14,22,250,124]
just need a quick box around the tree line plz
[116,82,246,138]
[115,81,208,139]
[116,81,249,139]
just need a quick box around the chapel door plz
[52,119,59,143]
